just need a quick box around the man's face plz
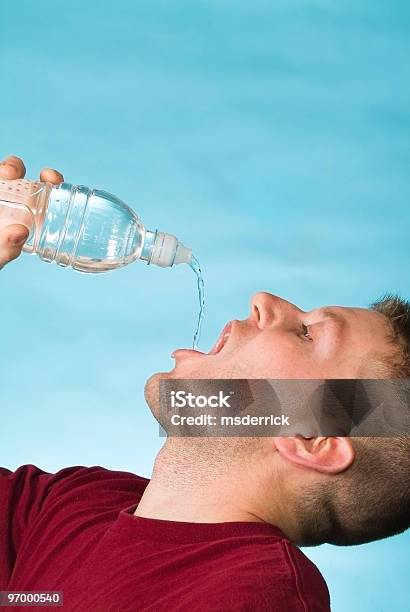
[145,293,394,404]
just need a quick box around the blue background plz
[1,1,409,610]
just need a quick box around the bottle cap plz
[150,232,192,267]
[174,242,192,265]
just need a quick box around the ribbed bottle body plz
[0,179,145,272]
[36,183,145,272]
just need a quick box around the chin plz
[144,355,212,412]
[144,371,169,416]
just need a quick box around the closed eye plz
[300,323,313,341]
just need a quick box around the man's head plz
[146,292,408,392]
[145,292,410,547]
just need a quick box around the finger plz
[0,224,29,268]
[0,155,26,180]
[40,167,64,185]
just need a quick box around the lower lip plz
[171,349,206,360]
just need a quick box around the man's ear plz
[273,436,355,474]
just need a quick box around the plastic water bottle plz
[0,178,192,272]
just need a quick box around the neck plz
[135,439,290,533]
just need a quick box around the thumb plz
[2,224,29,245]
[0,224,29,269]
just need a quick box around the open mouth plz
[171,321,234,361]
[208,321,233,355]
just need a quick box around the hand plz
[0,155,64,269]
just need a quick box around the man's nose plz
[250,292,302,329]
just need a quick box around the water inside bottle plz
[190,256,205,350]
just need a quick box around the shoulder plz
[0,464,149,508]
[222,536,331,612]
[266,540,331,612]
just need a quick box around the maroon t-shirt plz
[0,465,330,611]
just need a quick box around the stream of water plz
[190,255,205,350]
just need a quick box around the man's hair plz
[295,294,410,546]
[296,436,410,546]
[370,293,410,378]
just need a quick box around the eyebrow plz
[320,309,341,321]
[314,308,343,322]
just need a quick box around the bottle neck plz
[140,229,158,263]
